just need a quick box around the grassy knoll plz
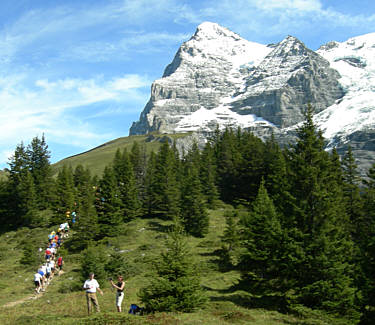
[0,208,350,324]
[52,133,191,176]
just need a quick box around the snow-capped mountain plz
[130,22,375,174]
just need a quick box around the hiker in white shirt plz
[83,273,103,314]
[34,272,42,294]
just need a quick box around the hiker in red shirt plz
[45,248,52,261]
[57,256,64,275]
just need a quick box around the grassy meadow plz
[52,133,191,176]
[0,206,350,325]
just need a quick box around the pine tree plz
[26,134,53,209]
[130,141,147,196]
[150,142,180,219]
[113,149,141,221]
[180,159,209,237]
[139,219,207,312]
[286,106,358,317]
[80,245,108,282]
[359,163,375,322]
[52,165,76,225]
[7,142,30,226]
[17,170,38,226]
[238,180,288,307]
[342,146,363,238]
[200,143,219,208]
[70,183,99,251]
[144,151,157,216]
[97,166,123,238]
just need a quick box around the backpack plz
[128,304,144,315]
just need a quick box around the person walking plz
[110,276,125,312]
[34,271,42,294]
[57,256,64,275]
[83,273,103,315]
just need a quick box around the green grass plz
[52,133,191,176]
[0,208,353,325]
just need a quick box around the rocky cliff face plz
[130,22,375,175]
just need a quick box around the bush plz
[80,245,108,283]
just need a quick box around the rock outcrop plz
[130,22,375,175]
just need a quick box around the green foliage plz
[139,220,207,312]
[80,245,108,283]
[238,180,288,307]
[113,149,141,221]
[180,157,209,237]
[52,165,75,225]
[96,166,122,238]
[20,241,41,269]
[149,142,180,219]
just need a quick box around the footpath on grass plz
[2,220,71,309]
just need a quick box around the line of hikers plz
[33,224,68,294]
[31,217,141,315]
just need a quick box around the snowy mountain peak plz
[271,35,311,58]
[193,21,242,41]
[130,23,375,175]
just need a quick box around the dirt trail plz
[2,271,65,308]
[2,292,43,308]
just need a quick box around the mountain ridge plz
[130,22,375,174]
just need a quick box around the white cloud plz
[0,73,151,163]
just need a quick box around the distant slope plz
[52,133,190,176]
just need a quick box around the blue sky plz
[0,0,375,167]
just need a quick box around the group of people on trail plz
[33,226,66,294]
[30,216,129,314]
[82,273,126,315]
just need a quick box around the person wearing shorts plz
[110,276,125,312]
[57,256,64,275]
[34,272,42,293]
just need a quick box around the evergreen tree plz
[26,134,53,209]
[80,245,108,283]
[150,142,180,219]
[180,159,209,237]
[200,143,219,208]
[139,220,207,312]
[238,180,288,307]
[144,151,157,216]
[342,146,363,238]
[359,164,375,322]
[130,141,147,196]
[52,165,75,225]
[264,135,295,225]
[220,210,242,267]
[69,182,99,251]
[286,106,358,317]
[17,170,38,226]
[97,166,122,238]
[113,149,141,221]
[7,142,30,226]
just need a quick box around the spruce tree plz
[69,182,99,251]
[97,166,123,238]
[144,151,157,216]
[200,143,219,208]
[342,146,363,238]
[113,149,141,221]
[139,219,207,312]
[26,134,53,209]
[150,142,180,219]
[52,165,76,225]
[238,180,287,307]
[359,163,375,322]
[180,159,209,237]
[286,106,358,317]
